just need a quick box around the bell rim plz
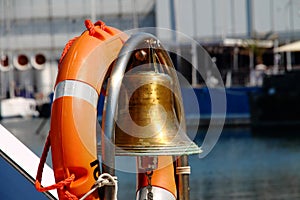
[98,143,202,156]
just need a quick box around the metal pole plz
[230,0,235,34]
[4,0,14,98]
[211,0,216,37]
[91,0,96,23]
[191,0,198,87]
[273,39,279,74]
[191,42,198,87]
[270,0,274,32]
[249,49,254,70]
[132,0,138,29]
[246,0,254,38]
[233,46,239,71]
[176,155,190,200]
[285,0,292,71]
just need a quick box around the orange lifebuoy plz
[137,156,177,200]
[50,20,126,199]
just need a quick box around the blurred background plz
[1,0,300,99]
[1,0,300,199]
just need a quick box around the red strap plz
[35,134,78,199]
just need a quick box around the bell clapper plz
[146,171,153,200]
[137,156,157,200]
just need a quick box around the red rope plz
[35,134,78,199]
[85,19,106,36]
[59,36,78,65]
[84,20,96,35]
[94,20,106,30]
[59,19,106,65]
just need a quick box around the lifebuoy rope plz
[35,133,118,199]
[59,19,106,65]
[35,134,78,199]
[59,36,78,65]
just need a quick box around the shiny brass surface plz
[115,72,201,156]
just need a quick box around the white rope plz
[176,166,191,175]
[79,173,118,200]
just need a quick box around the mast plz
[4,0,15,98]
[191,0,198,87]
[246,0,254,38]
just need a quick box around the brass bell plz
[115,71,201,156]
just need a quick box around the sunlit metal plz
[101,32,201,157]
[115,72,201,156]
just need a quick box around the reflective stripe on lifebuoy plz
[54,80,98,108]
